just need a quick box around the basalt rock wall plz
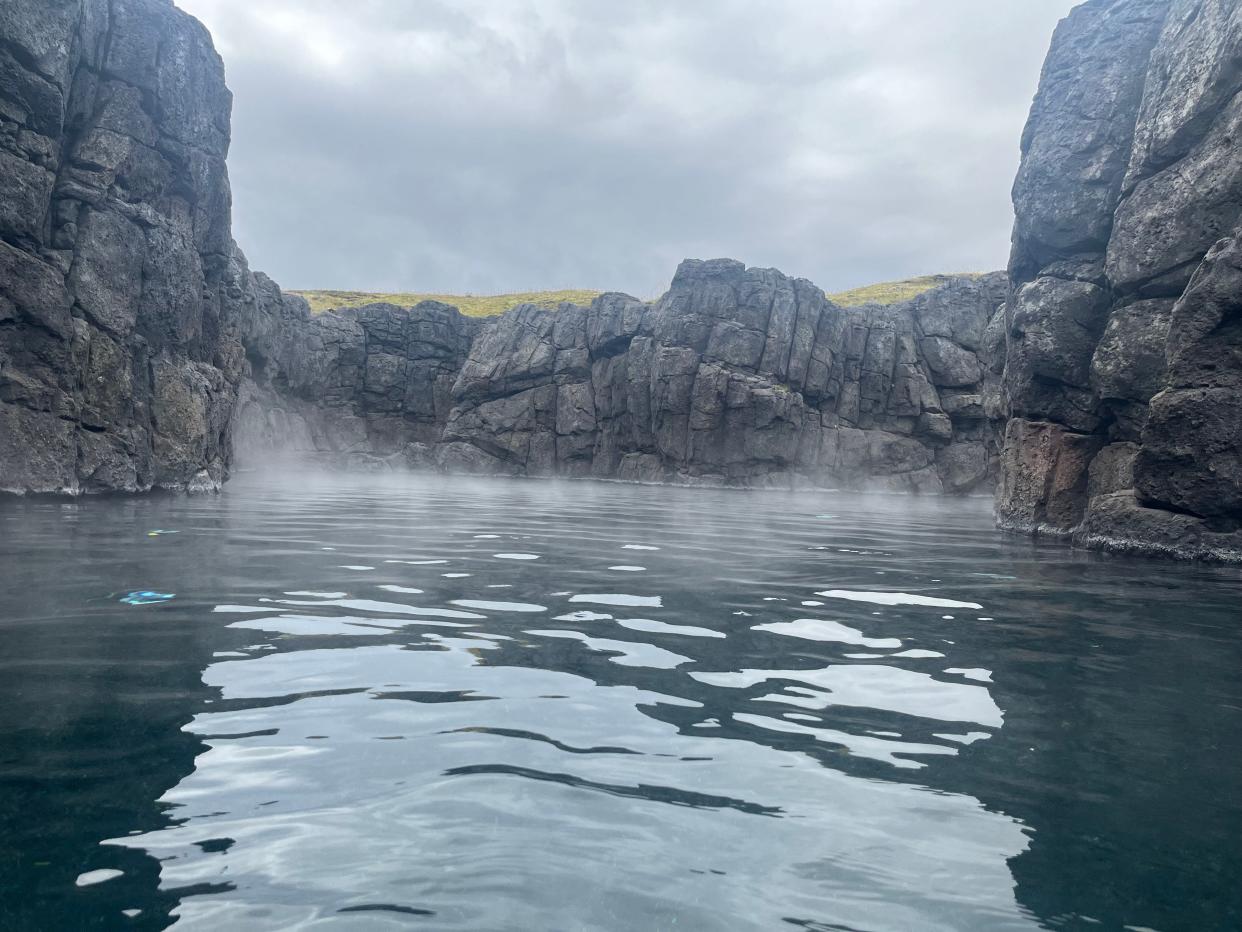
[232,291,478,467]
[7,0,1241,562]
[999,0,1242,560]
[0,0,277,494]
[238,262,1009,494]
[442,261,1008,491]
[0,0,1008,498]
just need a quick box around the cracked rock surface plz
[0,1,1007,499]
[238,261,1008,494]
[1000,0,1242,561]
[4,0,1241,563]
[0,0,272,493]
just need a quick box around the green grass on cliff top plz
[290,289,604,318]
[291,274,983,318]
[825,273,985,307]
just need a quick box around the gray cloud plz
[176,0,1078,297]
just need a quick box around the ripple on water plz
[692,665,1003,728]
[271,597,487,620]
[815,589,984,610]
[553,611,613,622]
[568,593,663,608]
[494,553,540,561]
[526,630,694,669]
[946,668,994,683]
[733,713,956,770]
[451,600,547,613]
[752,619,901,649]
[25,474,1231,932]
[616,618,725,639]
[229,614,436,636]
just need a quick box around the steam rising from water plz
[4,468,1240,929]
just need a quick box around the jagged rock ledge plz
[236,260,1009,495]
[0,0,276,495]
[3,0,1241,564]
[997,0,1242,564]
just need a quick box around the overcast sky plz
[176,0,1078,297]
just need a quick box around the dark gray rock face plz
[240,261,1008,493]
[999,0,1242,560]
[233,295,477,466]
[0,0,261,494]
[7,0,1238,565]
[444,261,1008,491]
[0,0,1006,498]
[1134,233,1242,520]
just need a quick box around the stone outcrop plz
[0,0,267,494]
[0,0,1005,499]
[998,0,1242,561]
[232,290,477,469]
[238,262,1008,493]
[0,0,1007,499]
[4,0,1240,561]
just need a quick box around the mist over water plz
[1,472,1240,930]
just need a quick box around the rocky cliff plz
[999,0,1242,560]
[237,262,1008,493]
[233,292,479,465]
[0,0,279,494]
[0,1,1005,498]
[4,0,1240,561]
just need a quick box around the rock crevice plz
[3,0,1241,561]
[998,0,1242,561]
[0,0,269,494]
[237,260,1009,494]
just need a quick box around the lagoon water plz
[1,472,1240,930]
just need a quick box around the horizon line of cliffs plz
[0,0,1239,562]
[235,261,1009,497]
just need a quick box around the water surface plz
[1,472,1240,930]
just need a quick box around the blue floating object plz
[121,591,175,606]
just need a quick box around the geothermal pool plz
[1,473,1239,930]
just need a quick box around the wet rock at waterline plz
[998,0,1242,561]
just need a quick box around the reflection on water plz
[1,472,1240,930]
